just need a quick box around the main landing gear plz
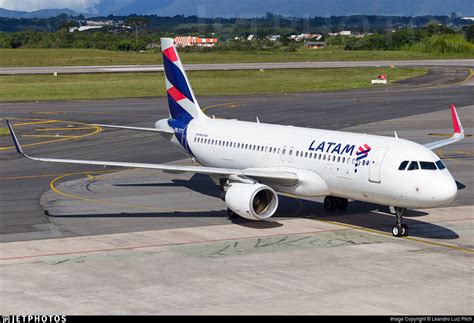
[391,207,408,237]
[324,196,349,211]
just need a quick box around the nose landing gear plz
[391,207,408,237]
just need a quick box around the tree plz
[59,20,78,31]
[124,17,150,49]
[463,25,474,43]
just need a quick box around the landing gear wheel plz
[392,225,403,237]
[227,208,239,219]
[401,224,409,237]
[324,196,337,211]
[337,198,349,211]
[391,207,408,237]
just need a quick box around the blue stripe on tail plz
[163,55,194,103]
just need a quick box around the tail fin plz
[161,38,207,122]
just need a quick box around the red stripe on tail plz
[167,86,186,102]
[163,47,178,62]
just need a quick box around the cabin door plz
[369,147,388,183]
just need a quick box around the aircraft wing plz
[424,104,465,150]
[5,120,298,185]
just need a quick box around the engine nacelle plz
[224,183,278,220]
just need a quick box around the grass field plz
[0,67,427,101]
[0,128,9,136]
[0,47,471,67]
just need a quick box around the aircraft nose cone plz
[437,177,458,204]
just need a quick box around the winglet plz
[5,120,24,155]
[424,104,465,150]
[450,104,464,135]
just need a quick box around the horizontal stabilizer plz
[94,124,174,134]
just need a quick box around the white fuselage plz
[172,118,458,209]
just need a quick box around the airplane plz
[5,38,465,237]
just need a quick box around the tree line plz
[0,13,472,54]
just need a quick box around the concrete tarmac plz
[0,68,473,242]
[1,59,473,75]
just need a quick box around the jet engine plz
[224,183,278,220]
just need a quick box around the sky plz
[0,0,473,16]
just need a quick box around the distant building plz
[247,34,256,41]
[69,20,124,32]
[328,30,352,37]
[328,30,370,38]
[292,33,322,42]
[267,35,281,41]
[304,41,326,49]
[174,36,218,47]
[69,26,103,32]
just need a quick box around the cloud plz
[0,0,101,12]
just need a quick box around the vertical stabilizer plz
[161,38,207,121]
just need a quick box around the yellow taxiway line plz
[0,117,102,151]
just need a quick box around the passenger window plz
[296,151,299,157]
[305,152,308,158]
[436,160,446,170]
[420,161,437,170]
[407,161,419,171]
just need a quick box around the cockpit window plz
[398,161,409,170]
[436,160,446,170]
[419,161,437,170]
[407,161,419,171]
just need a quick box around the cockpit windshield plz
[436,160,446,170]
[407,161,419,171]
[399,160,446,171]
[419,161,437,170]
